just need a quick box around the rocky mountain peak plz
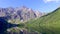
[0,6,43,23]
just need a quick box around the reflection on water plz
[0,17,18,34]
[0,17,38,34]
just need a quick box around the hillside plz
[25,7,60,34]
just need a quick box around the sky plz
[0,0,60,13]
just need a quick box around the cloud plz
[43,0,60,3]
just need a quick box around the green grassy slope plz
[25,7,60,34]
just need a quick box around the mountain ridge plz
[0,6,42,24]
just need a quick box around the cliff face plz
[0,6,42,23]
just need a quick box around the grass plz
[25,7,60,34]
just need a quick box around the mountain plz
[0,6,42,24]
[26,7,60,34]
[35,10,42,17]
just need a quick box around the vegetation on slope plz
[25,7,60,34]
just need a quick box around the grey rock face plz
[0,6,42,22]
